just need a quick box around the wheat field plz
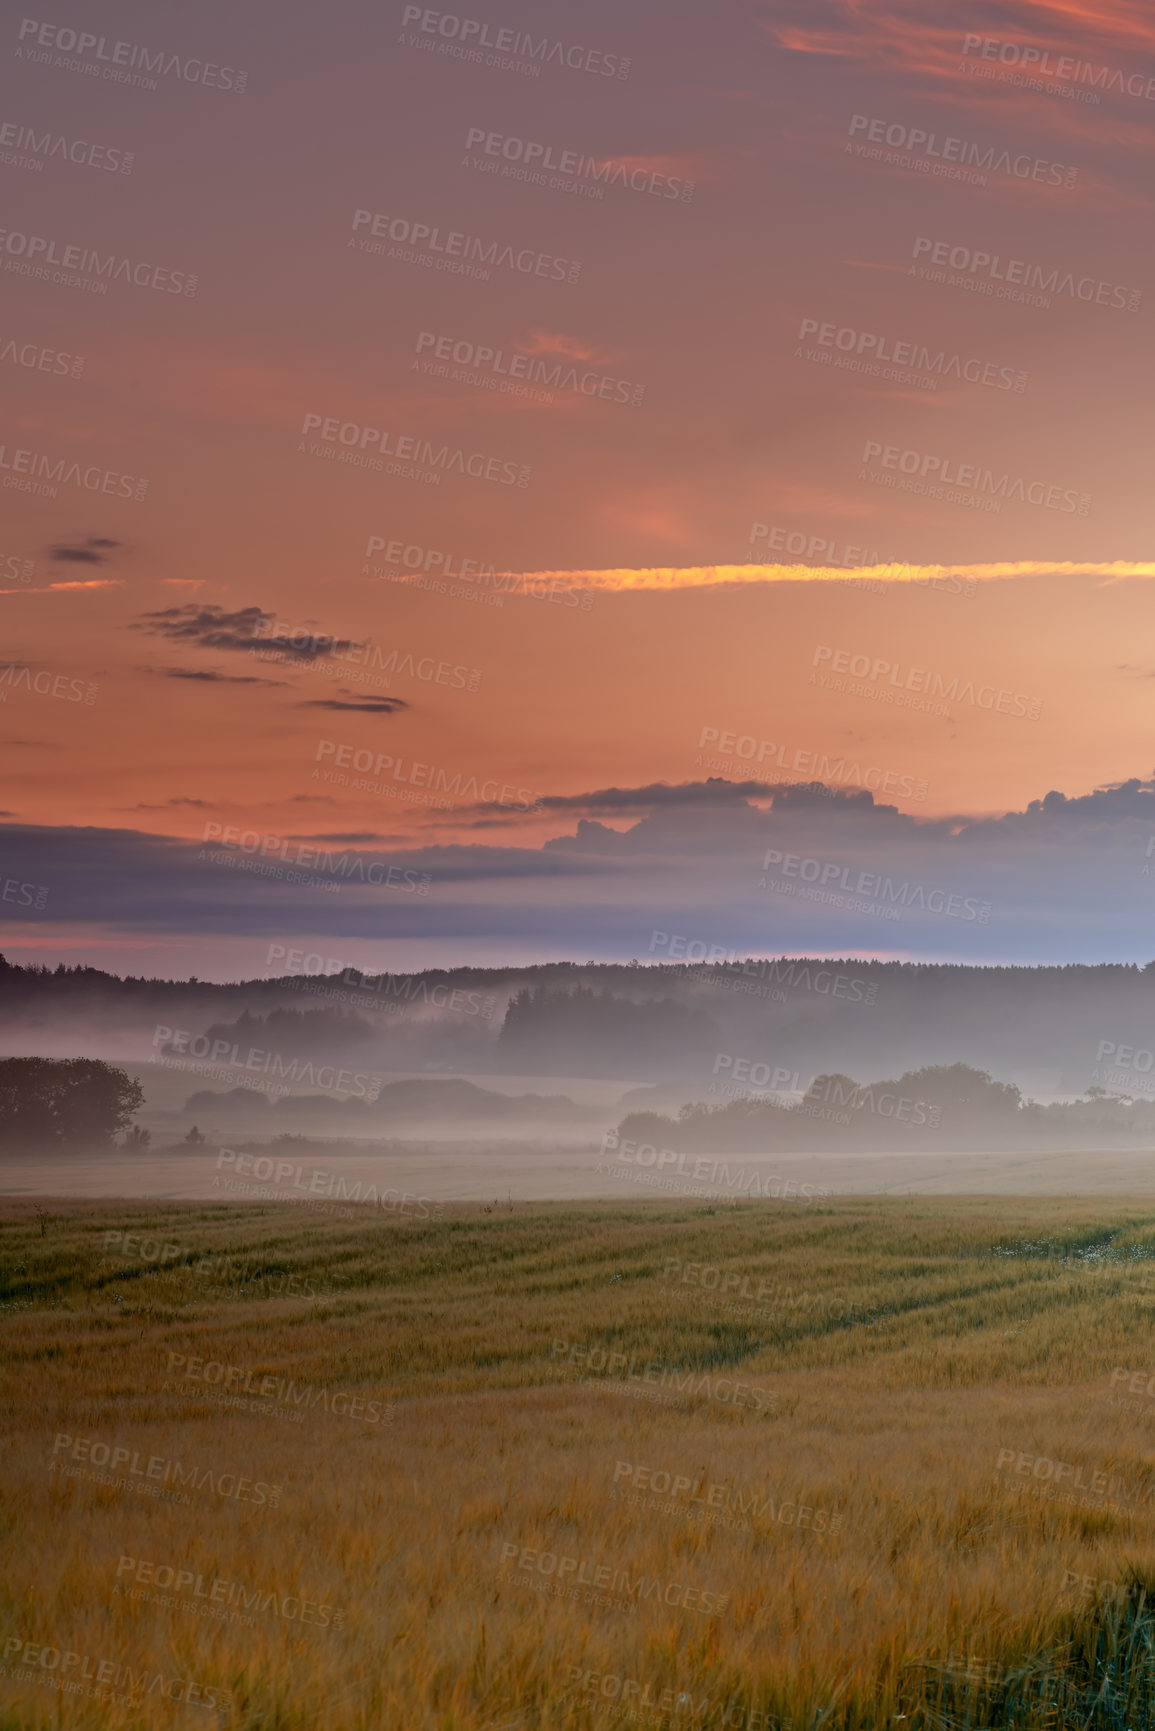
[4,1191,1155,1729]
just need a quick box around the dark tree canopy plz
[0,1058,145,1147]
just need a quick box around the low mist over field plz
[5,0,1155,1719]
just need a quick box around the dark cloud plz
[49,537,121,565]
[129,798,211,811]
[450,777,881,826]
[135,604,271,652]
[291,832,392,843]
[300,695,409,714]
[156,667,283,686]
[534,779,774,812]
[6,775,1155,963]
[136,605,359,662]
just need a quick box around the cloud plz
[130,797,212,810]
[9,774,1155,964]
[155,667,284,686]
[293,831,393,843]
[135,604,361,661]
[450,779,793,825]
[514,562,1155,593]
[300,695,409,714]
[763,0,1155,87]
[1,579,123,595]
[135,604,270,651]
[49,537,121,565]
[520,330,603,362]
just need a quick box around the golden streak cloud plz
[522,562,1155,592]
[0,578,124,595]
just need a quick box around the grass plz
[4,1193,1155,1727]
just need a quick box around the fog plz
[3,956,1155,1191]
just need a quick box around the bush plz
[0,1057,145,1147]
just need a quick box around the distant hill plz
[4,953,1155,1099]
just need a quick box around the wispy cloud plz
[49,537,121,566]
[511,561,1155,593]
[0,578,124,595]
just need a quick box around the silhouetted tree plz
[0,1058,144,1147]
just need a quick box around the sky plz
[1,0,1154,979]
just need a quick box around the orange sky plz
[1,0,1154,972]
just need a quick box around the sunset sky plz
[2,0,1154,978]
